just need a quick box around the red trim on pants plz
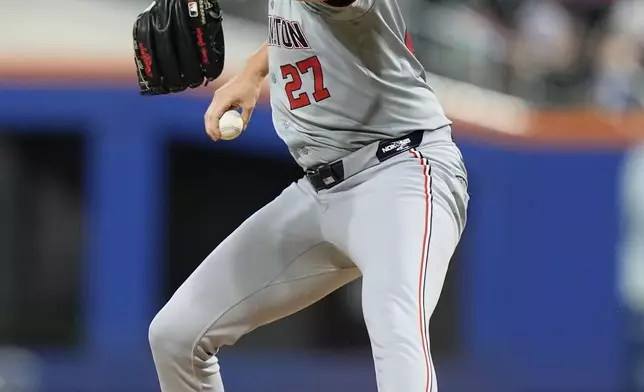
[409,148,433,392]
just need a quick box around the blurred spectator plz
[414,1,510,91]
[608,0,644,46]
[407,0,626,107]
[593,0,644,110]
[509,0,583,105]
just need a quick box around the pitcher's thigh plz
[361,203,459,392]
[340,162,463,392]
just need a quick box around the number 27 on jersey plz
[280,56,331,110]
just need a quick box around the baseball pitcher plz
[133,0,469,391]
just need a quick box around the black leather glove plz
[133,0,225,95]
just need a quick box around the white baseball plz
[218,110,244,140]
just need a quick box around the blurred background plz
[0,0,643,391]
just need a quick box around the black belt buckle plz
[306,161,344,191]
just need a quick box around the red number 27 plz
[280,56,331,110]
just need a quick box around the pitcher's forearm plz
[243,42,269,81]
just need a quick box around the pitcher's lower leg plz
[360,271,440,392]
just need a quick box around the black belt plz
[306,130,425,192]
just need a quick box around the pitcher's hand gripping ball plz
[133,0,225,95]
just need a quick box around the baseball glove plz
[133,0,225,96]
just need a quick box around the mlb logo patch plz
[188,1,199,17]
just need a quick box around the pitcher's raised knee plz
[149,300,231,365]
[148,306,199,362]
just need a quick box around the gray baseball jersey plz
[267,0,452,168]
[149,2,468,392]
